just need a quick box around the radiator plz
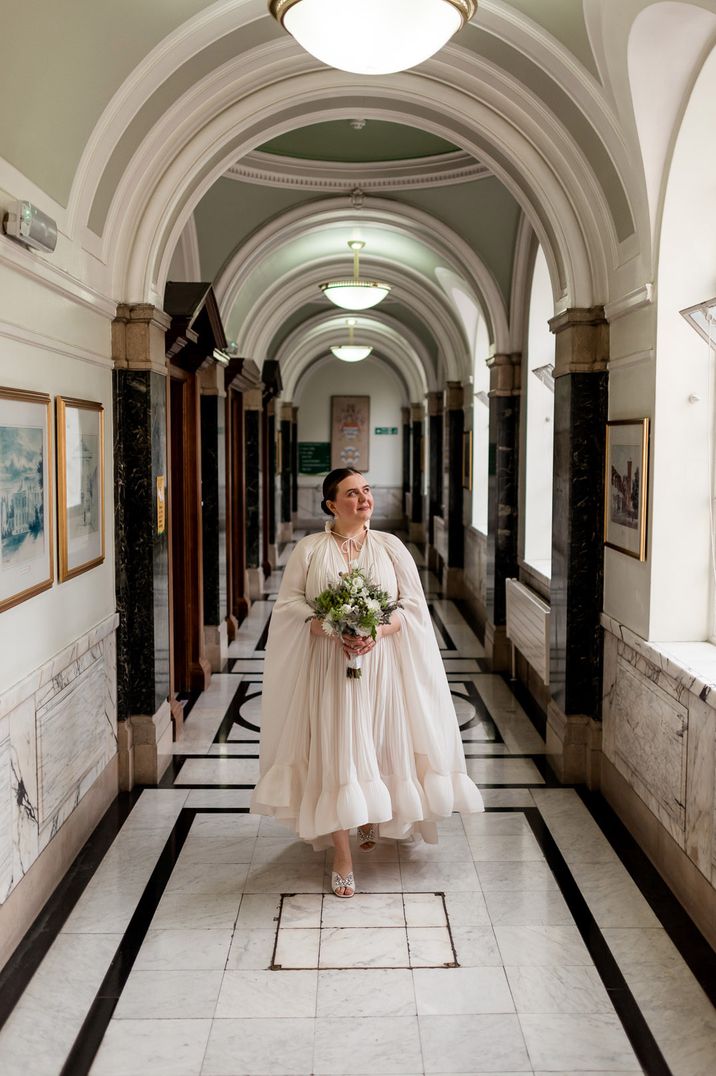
[505,578,550,685]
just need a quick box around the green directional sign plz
[298,441,331,474]
[374,427,398,435]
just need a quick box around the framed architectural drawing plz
[604,418,649,560]
[56,397,105,581]
[0,387,54,612]
[331,396,370,471]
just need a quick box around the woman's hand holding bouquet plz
[307,566,401,678]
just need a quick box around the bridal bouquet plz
[307,566,401,678]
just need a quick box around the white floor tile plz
[494,925,593,967]
[419,1013,531,1073]
[316,969,416,1017]
[505,965,613,1013]
[134,929,233,971]
[90,1018,211,1075]
[114,969,223,1019]
[214,969,318,1019]
[174,758,259,785]
[150,891,240,930]
[451,925,502,966]
[235,893,281,928]
[314,1016,423,1074]
[321,892,405,928]
[403,893,448,927]
[319,926,409,968]
[413,966,514,1014]
[518,1012,641,1071]
[225,928,276,970]
[201,1017,314,1075]
[274,927,321,968]
[476,861,558,892]
[281,893,323,928]
[601,927,683,967]
[468,834,545,862]
[399,859,480,892]
[483,888,574,926]
[466,758,545,785]
[443,891,491,926]
[407,927,455,967]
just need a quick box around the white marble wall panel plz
[9,695,38,882]
[684,695,715,879]
[297,485,403,525]
[607,656,687,845]
[434,515,448,563]
[0,621,118,906]
[0,720,12,902]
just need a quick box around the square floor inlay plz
[272,892,458,969]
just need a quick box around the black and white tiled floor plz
[0,542,715,1075]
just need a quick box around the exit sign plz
[375,426,398,435]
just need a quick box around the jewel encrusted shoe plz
[331,870,355,898]
[357,824,377,851]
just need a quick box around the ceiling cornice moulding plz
[224,149,490,191]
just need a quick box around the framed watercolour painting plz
[0,387,54,612]
[331,396,370,471]
[56,397,105,582]
[604,418,649,560]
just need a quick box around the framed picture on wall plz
[56,397,105,582]
[331,396,370,471]
[604,418,649,561]
[462,430,473,491]
[0,387,54,612]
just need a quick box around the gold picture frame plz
[56,397,105,582]
[0,387,54,612]
[604,418,649,561]
[462,430,473,491]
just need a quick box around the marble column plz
[410,403,425,542]
[278,401,293,543]
[244,387,264,600]
[112,304,173,789]
[443,382,465,597]
[291,406,299,521]
[484,355,521,671]
[427,391,444,573]
[263,397,277,573]
[547,307,609,784]
[401,406,411,521]
[199,363,227,672]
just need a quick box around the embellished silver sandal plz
[357,824,377,851]
[331,870,355,898]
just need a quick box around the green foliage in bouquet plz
[307,567,401,678]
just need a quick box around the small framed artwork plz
[604,418,649,560]
[0,387,54,612]
[56,397,105,582]
[331,396,370,471]
[462,430,473,491]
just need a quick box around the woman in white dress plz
[251,468,484,896]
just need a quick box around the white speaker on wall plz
[2,200,57,253]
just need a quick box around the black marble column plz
[484,356,520,667]
[291,406,299,518]
[548,310,608,779]
[266,402,276,571]
[201,394,220,629]
[445,382,465,581]
[401,406,411,519]
[280,403,292,532]
[114,368,170,722]
[427,392,444,546]
[410,404,424,539]
[244,394,262,576]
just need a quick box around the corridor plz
[0,542,713,1076]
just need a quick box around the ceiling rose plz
[269,0,476,75]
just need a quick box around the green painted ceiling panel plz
[498,0,600,79]
[259,120,459,162]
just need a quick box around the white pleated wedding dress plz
[251,526,484,848]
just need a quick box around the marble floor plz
[0,543,714,1075]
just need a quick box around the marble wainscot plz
[601,613,716,947]
[296,485,403,531]
[0,614,118,969]
[463,525,488,637]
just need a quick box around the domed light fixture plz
[320,241,391,311]
[331,318,373,363]
[269,0,476,75]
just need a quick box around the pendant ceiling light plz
[269,0,476,75]
[320,241,391,311]
[331,318,373,363]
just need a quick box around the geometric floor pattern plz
[0,541,714,1074]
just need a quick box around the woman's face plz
[329,473,374,524]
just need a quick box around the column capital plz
[486,354,521,397]
[266,397,277,417]
[549,306,608,377]
[243,387,263,411]
[199,363,227,397]
[401,406,411,423]
[444,381,464,410]
[427,391,444,416]
[113,303,171,375]
[279,401,294,422]
[410,402,424,422]
[291,406,299,422]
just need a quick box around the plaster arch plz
[235,259,470,385]
[276,311,430,402]
[212,195,510,354]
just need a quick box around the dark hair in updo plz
[320,468,363,516]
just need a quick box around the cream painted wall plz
[0,260,115,692]
[295,355,405,488]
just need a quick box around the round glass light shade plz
[271,0,475,75]
[331,345,373,363]
[320,280,391,310]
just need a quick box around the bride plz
[251,467,484,897]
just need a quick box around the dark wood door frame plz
[224,358,262,634]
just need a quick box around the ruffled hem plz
[250,762,483,846]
